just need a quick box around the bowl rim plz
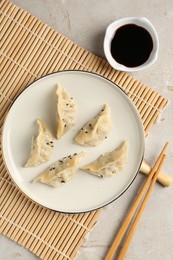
[104,16,159,72]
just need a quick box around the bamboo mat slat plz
[0,0,168,259]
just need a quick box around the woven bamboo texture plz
[0,0,168,259]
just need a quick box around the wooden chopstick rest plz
[140,161,173,187]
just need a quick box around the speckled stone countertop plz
[1,1,173,259]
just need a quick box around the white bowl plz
[104,17,159,72]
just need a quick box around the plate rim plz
[1,70,145,214]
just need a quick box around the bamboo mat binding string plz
[0,0,168,259]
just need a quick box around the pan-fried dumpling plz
[25,118,54,167]
[81,140,128,177]
[56,84,77,139]
[33,151,86,187]
[74,104,111,146]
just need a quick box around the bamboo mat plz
[0,0,168,259]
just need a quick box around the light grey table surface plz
[1,1,173,259]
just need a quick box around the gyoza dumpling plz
[74,104,111,146]
[56,84,77,139]
[33,151,86,187]
[25,118,54,167]
[81,140,128,177]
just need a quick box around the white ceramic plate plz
[2,71,145,213]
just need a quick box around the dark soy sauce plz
[111,24,153,67]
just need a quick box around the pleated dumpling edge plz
[74,104,112,147]
[81,140,128,177]
[56,83,77,139]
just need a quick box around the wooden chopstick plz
[117,154,166,260]
[105,142,168,260]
